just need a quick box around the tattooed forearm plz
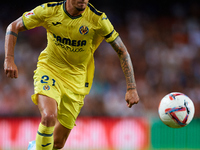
[121,55,136,89]
[110,36,137,90]
[110,37,124,56]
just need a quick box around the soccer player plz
[4,0,139,149]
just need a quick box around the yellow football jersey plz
[22,1,119,95]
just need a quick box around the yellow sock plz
[36,123,54,150]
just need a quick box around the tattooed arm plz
[110,36,139,108]
[4,17,26,78]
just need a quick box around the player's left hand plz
[125,89,139,108]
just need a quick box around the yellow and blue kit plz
[22,1,119,129]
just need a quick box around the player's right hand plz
[4,58,18,78]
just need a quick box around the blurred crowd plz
[0,1,200,118]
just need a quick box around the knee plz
[41,111,57,127]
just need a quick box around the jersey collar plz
[63,0,87,19]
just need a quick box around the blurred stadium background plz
[0,0,200,149]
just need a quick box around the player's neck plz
[65,1,85,17]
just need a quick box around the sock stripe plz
[37,131,53,137]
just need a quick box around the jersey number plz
[41,75,56,86]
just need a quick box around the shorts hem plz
[31,93,59,106]
[31,93,39,105]
[57,118,74,130]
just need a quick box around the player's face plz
[71,0,89,11]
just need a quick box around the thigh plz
[37,94,58,115]
[37,94,58,126]
[53,120,71,148]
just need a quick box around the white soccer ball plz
[158,92,195,128]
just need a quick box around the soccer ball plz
[158,92,195,128]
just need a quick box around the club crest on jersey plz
[43,85,50,91]
[79,26,89,35]
[25,10,35,18]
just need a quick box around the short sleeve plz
[22,4,47,30]
[97,13,119,43]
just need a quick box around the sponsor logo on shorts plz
[85,82,89,87]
